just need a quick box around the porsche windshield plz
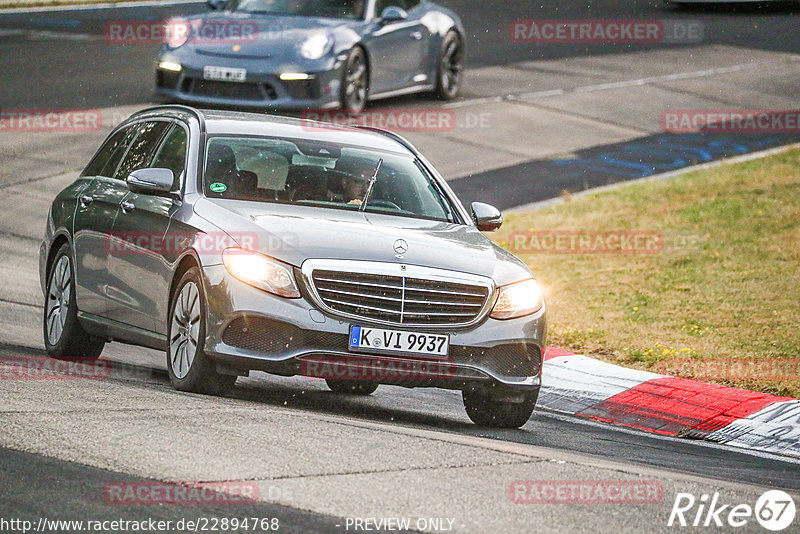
[225,0,366,19]
[203,136,458,223]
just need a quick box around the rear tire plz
[43,243,105,361]
[166,267,236,395]
[434,31,464,101]
[462,388,538,428]
[326,379,379,396]
[340,47,369,113]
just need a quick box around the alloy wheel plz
[169,281,201,379]
[45,255,71,346]
[344,51,368,112]
[440,37,463,97]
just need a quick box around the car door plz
[103,120,174,331]
[368,0,429,93]
[72,124,139,318]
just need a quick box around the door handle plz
[410,31,423,40]
[79,195,94,207]
[120,201,135,213]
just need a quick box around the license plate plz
[349,326,449,358]
[203,66,246,82]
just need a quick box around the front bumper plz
[154,54,343,110]
[202,265,546,391]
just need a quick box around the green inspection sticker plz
[209,182,227,193]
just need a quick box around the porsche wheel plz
[435,31,464,101]
[340,47,369,113]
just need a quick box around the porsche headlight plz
[300,33,332,60]
[490,279,543,320]
[223,248,300,298]
[165,18,192,49]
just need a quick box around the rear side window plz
[81,125,136,178]
[150,124,188,192]
[113,121,171,181]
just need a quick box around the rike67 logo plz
[668,490,796,531]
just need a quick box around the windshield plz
[224,0,366,19]
[203,136,458,223]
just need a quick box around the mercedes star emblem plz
[393,239,408,257]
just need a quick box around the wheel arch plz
[46,232,72,281]
[169,253,202,303]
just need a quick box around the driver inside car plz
[332,155,378,206]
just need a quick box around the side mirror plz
[127,168,175,196]
[207,0,225,10]
[380,6,408,24]
[471,202,503,231]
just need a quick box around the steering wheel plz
[368,199,402,210]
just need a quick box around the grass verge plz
[493,148,800,398]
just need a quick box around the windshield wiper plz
[359,158,382,212]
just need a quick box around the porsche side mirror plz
[380,6,408,24]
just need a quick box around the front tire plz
[340,47,369,113]
[326,379,379,396]
[43,244,105,361]
[434,31,464,101]
[462,388,538,428]
[166,267,236,395]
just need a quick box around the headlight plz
[490,279,543,320]
[165,18,192,49]
[223,248,300,299]
[300,33,332,60]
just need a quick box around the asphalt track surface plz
[0,444,347,533]
[1,1,800,532]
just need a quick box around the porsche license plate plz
[203,66,246,82]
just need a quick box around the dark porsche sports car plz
[40,106,546,428]
[155,0,465,112]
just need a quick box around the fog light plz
[280,72,312,81]
[158,61,182,72]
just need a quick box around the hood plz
[176,12,354,59]
[195,199,533,284]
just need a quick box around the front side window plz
[203,136,457,223]
[151,124,188,191]
[226,0,366,19]
[81,125,138,178]
[113,121,171,181]
[375,0,419,16]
